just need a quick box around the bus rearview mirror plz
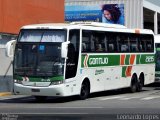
[5,40,16,58]
[61,41,70,58]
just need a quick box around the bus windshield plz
[14,29,67,77]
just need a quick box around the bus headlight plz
[14,79,22,84]
[50,80,63,85]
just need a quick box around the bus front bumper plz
[14,83,67,97]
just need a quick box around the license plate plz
[31,89,40,92]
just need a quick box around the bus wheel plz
[79,81,90,100]
[137,75,144,92]
[137,81,143,92]
[130,75,138,93]
[34,96,47,102]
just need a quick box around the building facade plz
[65,0,160,34]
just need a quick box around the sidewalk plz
[0,92,11,96]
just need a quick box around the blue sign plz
[65,4,125,25]
[39,45,45,53]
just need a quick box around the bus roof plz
[21,23,70,29]
[21,22,154,35]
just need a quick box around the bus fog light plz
[51,80,63,85]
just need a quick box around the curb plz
[0,92,12,96]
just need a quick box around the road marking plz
[99,96,125,101]
[0,106,104,109]
[119,96,141,100]
[92,95,160,101]
[141,96,160,100]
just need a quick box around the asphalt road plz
[0,83,160,120]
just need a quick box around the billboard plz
[65,4,124,25]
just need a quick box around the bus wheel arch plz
[130,73,138,93]
[79,78,90,100]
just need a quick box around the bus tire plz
[130,74,138,93]
[137,74,144,92]
[79,80,90,100]
[137,81,143,92]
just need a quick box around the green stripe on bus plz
[122,66,127,77]
[136,55,140,64]
[82,54,155,68]
[125,55,130,65]
[156,48,160,51]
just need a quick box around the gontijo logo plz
[145,56,154,62]
[82,54,122,68]
[83,55,109,67]
[89,57,108,65]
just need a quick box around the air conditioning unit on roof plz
[70,22,127,29]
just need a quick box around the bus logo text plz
[89,57,108,65]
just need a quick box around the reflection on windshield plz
[19,30,66,42]
[14,43,64,77]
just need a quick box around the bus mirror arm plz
[5,40,16,58]
[61,41,70,59]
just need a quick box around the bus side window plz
[129,35,139,52]
[139,44,143,51]
[109,44,114,52]
[146,36,154,52]
[104,36,108,52]
[82,43,87,51]
[107,33,117,52]
[139,39,145,52]
[147,44,152,51]
[82,36,89,52]
[121,44,128,52]
[95,44,103,52]
[90,35,95,52]
[82,30,92,52]
[119,34,129,52]
[89,31,106,52]
[131,44,138,52]
[139,35,154,52]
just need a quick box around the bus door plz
[65,30,80,79]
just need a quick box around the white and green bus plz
[155,35,160,81]
[6,22,155,100]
